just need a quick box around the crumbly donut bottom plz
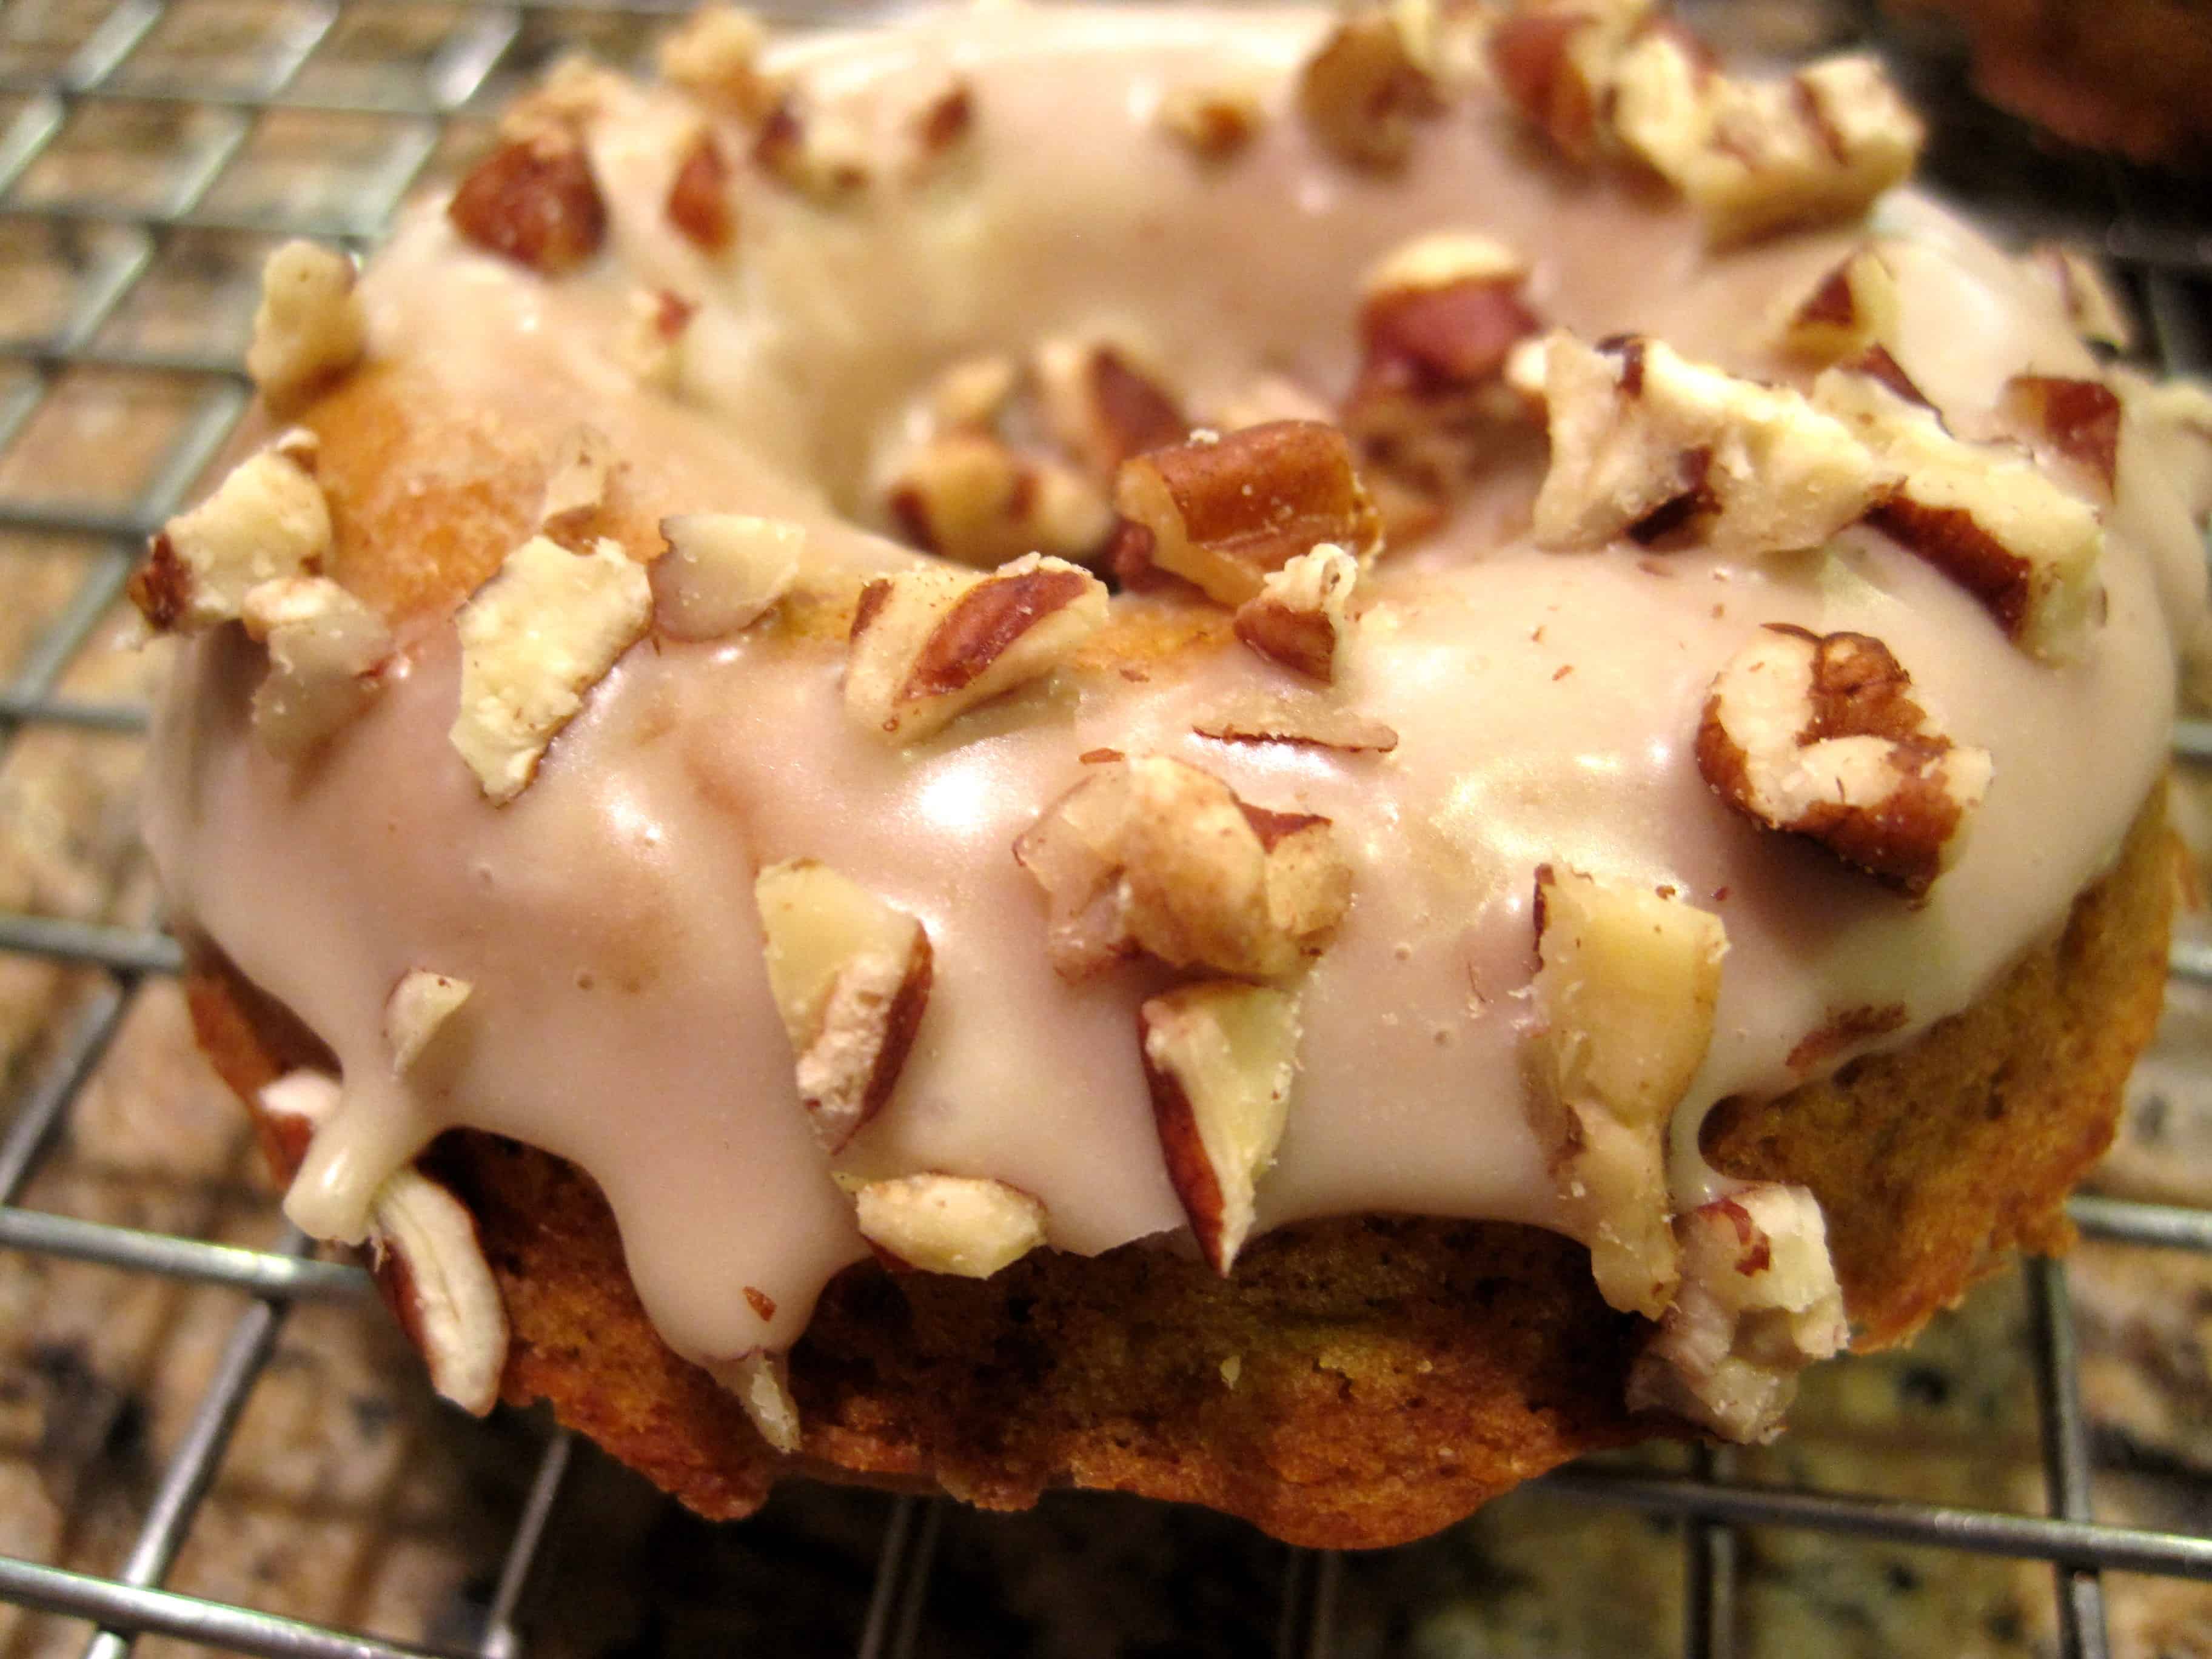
[178,785,2170,1549]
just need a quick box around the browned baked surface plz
[1890,0,2212,166]
[177,788,2167,1548]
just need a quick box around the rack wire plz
[0,1,2208,1655]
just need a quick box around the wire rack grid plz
[0,2,2208,1656]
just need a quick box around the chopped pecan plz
[851,1175,1045,1277]
[1233,543,1358,682]
[240,574,390,758]
[2024,242,2134,354]
[538,424,615,542]
[449,536,651,803]
[1696,625,1991,900]
[1034,338,1189,483]
[1612,39,1923,244]
[1533,332,1890,556]
[1626,1184,1849,1441]
[1014,754,1351,980]
[885,432,1113,569]
[754,93,870,199]
[1159,83,1266,159]
[618,287,695,391]
[1142,981,1302,1273]
[246,241,366,413]
[1193,691,1399,754]
[448,131,607,273]
[1114,421,1384,606]
[652,513,802,639]
[1344,232,1543,489]
[756,859,933,1151]
[666,130,735,252]
[1298,6,1442,169]
[911,76,976,169]
[657,5,779,120]
[845,554,1108,742]
[1776,246,1898,363]
[1527,865,1726,1318]
[2001,374,2122,496]
[1815,364,2105,660]
[131,431,330,634]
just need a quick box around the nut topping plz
[131,431,331,634]
[370,1166,512,1416]
[1695,625,1991,900]
[1033,337,1190,483]
[720,1351,802,1452]
[448,130,608,273]
[618,287,695,392]
[845,553,1107,742]
[1140,981,1302,1273]
[384,970,473,1071]
[240,574,391,758]
[1159,82,1267,159]
[1298,5,1443,169]
[538,424,615,542]
[1014,754,1352,980]
[1527,866,1726,1319]
[1626,1184,1849,1441]
[259,1072,509,1416]
[754,93,870,199]
[246,241,366,413]
[1533,332,1891,556]
[651,513,801,640]
[2024,243,2135,354]
[1487,1,1651,164]
[657,5,779,121]
[1114,421,1384,606]
[851,1175,1045,1277]
[1776,247,1899,363]
[666,129,735,253]
[1344,232,1543,489]
[1612,41,1923,244]
[756,860,933,1152]
[927,355,1020,432]
[1233,543,1358,682]
[910,76,976,169]
[1814,365,2105,660]
[885,433,1114,569]
[2000,374,2122,496]
[449,535,651,803]
[1193,691,1399,754]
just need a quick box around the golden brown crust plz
[178,787,2168,1547]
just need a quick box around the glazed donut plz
[136,0,2212,1546]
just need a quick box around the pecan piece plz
[1695,625,1991,900]
[1014,754,1351,980]
[1297,6,1441,169]
[666,130,734,253]
[1533,332,1890,556]
[1114,421,1383,606]
[1527,865,1725,1318]
[1233,543,1358,682]
[448,132,607,273]
[246,241,366,413]
[131,430,330,634]
[1626,1184,1849,1441]
[1815,365,2105,660]
[844,554,1108,742]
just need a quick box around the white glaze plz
[142,5,2204,1371]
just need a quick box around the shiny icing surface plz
[144,5,2203,1370]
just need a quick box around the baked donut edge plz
[177,783,2173,1550]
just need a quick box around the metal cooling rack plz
[0,2,2209,1655]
